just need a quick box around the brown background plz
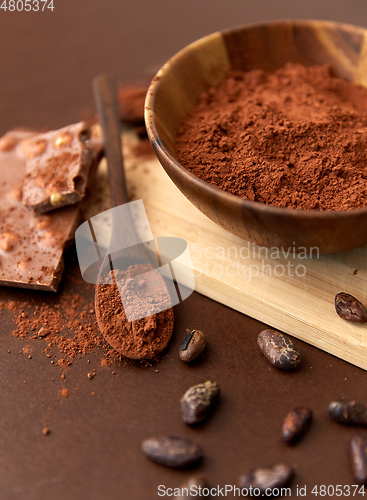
[1,1,367,499]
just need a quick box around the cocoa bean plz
[142,436,203,469]
[181,381,219,424]
[257,329,301,370]
[282,407,312,444]
[335,292,367,323]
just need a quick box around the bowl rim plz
[145,18,367,220]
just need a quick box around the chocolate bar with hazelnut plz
[22,122,94,214]
[0,128,102,291]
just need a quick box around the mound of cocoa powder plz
[95,265,174,360]
[175,63,367,210]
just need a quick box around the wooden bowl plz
[145,20,367,254]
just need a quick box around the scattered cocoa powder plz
[12,292,103,359]
[95,265,174,360]
[6,286,122,369]
[175,63,367,210]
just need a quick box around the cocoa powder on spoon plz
[95,265,173,360]
[93,75,174,360]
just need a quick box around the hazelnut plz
[0,232,19,252]
[41,230,63,248]
[34,215,51,231]
[53,132,73,149]
[17,259,30,270]
[20,138,47,159]
[0,135,17,152]
[9,186,23,202]
[50,192,65,206]
[35,177,46,188]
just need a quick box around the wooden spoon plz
[92,74,174,360]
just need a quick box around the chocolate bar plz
[0,127,102,291]
[22,122,93,214]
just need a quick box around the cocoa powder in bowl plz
[175,63,367,211]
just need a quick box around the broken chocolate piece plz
[22,122,93,214]
[0,129,102,291]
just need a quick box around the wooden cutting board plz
[86,131,367,371]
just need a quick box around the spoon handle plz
[93,74,149,260]
[93,74,128,208]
